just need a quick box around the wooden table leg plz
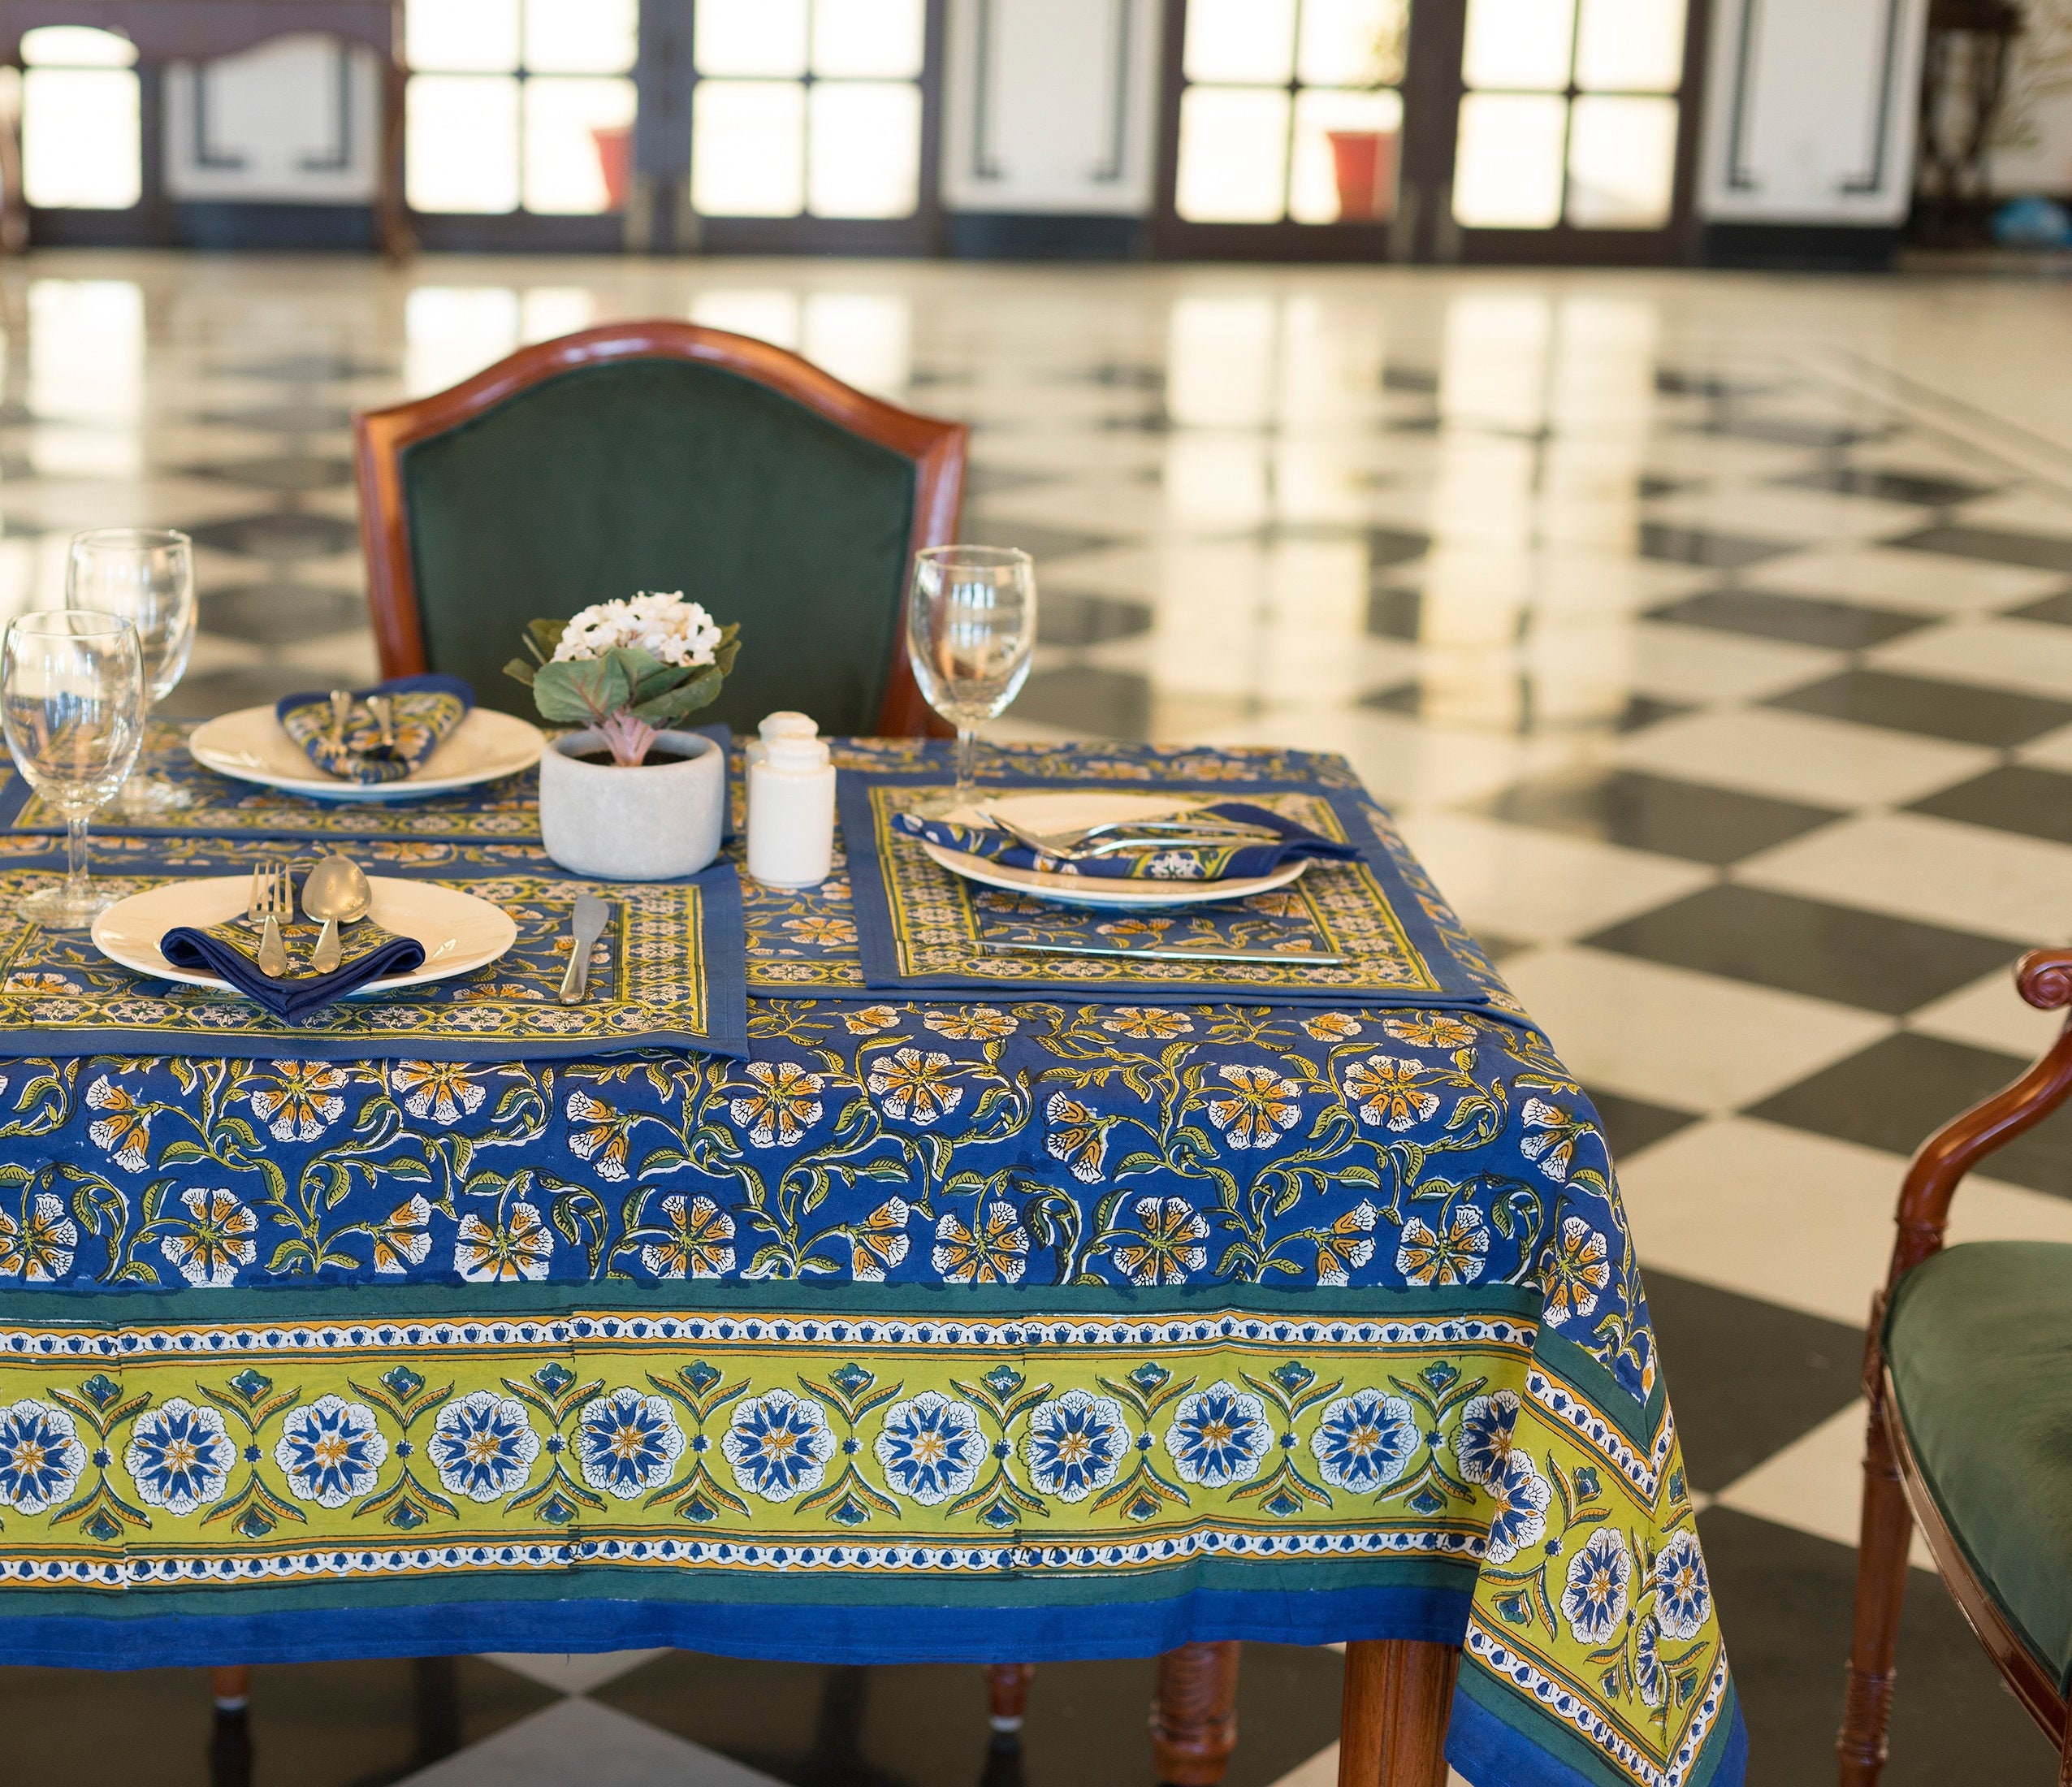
[210,1665,249,1711]
[1152,1641,1240,1786]
[208,1664,253,1787]
[985,1662,1036,1733]
[1337,1640,1457,1787]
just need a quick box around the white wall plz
[163,34,380,204]
[1698,0,1928,224]
[938,0,1163,215]
[1991,0,2072,195]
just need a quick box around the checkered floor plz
[7,253,2072,1784]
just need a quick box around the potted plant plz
[1327,2,1409,223]
[508,592,740,881]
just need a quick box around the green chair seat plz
[1886,1240,2072,1687]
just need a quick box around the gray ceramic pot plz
[537,729,724,881]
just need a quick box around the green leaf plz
[523,617,567,664]
[158,1140,209,1165]
[530,653,633,725]
[503,656,538,688]
[632,665,723,724]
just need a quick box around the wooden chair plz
[1840,945,2072,1785]
[353,318,967,738]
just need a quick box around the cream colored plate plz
[92,875,518,994]
[919,790,1310,908]
[188,704,545,802]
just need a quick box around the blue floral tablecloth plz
[0,740,1742,1787]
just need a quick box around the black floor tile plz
[1644,586,1931,650]
[1766,666,2072,747]
[1381,365,1438,394]
[199,580,369,646]
[1655,370,1780,399]
[184,512,361,562]
[1890,523,2072,573]
[1094,409,1176,435]
[218,351,393,383]
[1471,768,1841,863]
[1907,763,2072,846]
[1360,686,1689,736]
[1365,526,1431,569]
[1775,465,1997,508]
[1365,586,1425,641]
[195,402,355,434]
[962,518,1117,562]
[1581,884,2017,1015]
[963,465,1060,500]
[1699,1508,2058,1785]
[1642,1270,1860,1491]
[1473,928,1530,964]
[0,1655,553,1787]
[161,666,355,719]
[595,1643,1345,1787]
[1637,520,1802,570]
[1582,1084,1701,1160]
[1012,665,1148,737]
[2007,586,2072,627]
[1748,1032,2072,1196]
[1685,415,1892,450]
[186,455,356,494]
[1635,474,1689,499]
[1039,590,1153,647]
[1066,361,1165,392]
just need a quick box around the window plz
[1452,0,1685,231]
[21,27,141,210]
[1174,0,1408,225]
[404,0,637,215]
[690,0,926,220]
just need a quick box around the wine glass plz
[1,611,146,928]
[66,527,195,815]
[905,545,1037,817]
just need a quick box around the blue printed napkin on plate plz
[161,915,426,1022]
[893,800,1359,881]
[276,675,474,785]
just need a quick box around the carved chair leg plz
[2060,1713,2072,1787]
[1837,1391,1914,1787]
[984,1663,1036,1733]
[1337,1639,1457,1787]
[207,1665,253,1787]
[1152,1641,1241,1786]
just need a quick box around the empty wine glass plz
[66,527,195,815]
[1,611,146,928]
[905,545,1037,816]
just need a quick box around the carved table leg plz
[1152,1641,1240,1786]
[1338,1640,1457,1787]
[985,1662,1036,1733]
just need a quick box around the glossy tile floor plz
[10,250,2072,1784]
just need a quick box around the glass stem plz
[954,726,979,800]
[63,814,89,905]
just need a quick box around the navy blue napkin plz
[162,918,426,1022]
[276,675,474,785]
[893,800,1358,881]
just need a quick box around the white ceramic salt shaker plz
[746,711,835,889]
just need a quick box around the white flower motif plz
[125,1399,234,1517]
[723,1388,835,1503]
[427,1391,540,1503]
[575,1387,686,1499]
[873,1391,982,1506]
[552,592,723,668]
[0,1399,85,1514]
[273,1395,388,1509]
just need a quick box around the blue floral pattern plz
[125,1398,234,1517]
[1023,1389,1128,1503]
[723,1388,836,1503]
[1481,1449,1551,1564]
[1456,1391,1520,1486]
[427,1391,541,1504]
[575,1387,686,1499]
[273,1395,389,1509]
[873,1391,982,1506]
[1162,1381,1272,1488]
[1654,1530,1711,1640]
[1561,1525,1633,1644]
[0,1399,84,1515]
[1310,1388,1417,1492]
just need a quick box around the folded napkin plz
[893,801,1359,881]
[276,675,474,785]
[161,914,426,1022]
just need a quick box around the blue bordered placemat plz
[839,770,1497,1008]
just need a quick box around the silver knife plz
[559,894,612,1004]
[980,939,1346,967]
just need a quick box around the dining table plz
[0,722,1745,1787]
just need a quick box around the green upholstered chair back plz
[357,325,965,737]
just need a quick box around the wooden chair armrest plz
[1885,947,2072,1292]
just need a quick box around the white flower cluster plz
[552,591,723,669]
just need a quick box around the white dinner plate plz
[92,875,518,994]
[919,790,1311,909]
[188,704,545,803]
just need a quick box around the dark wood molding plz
[1150,1642,1240,1785]
[353,318,967,739]
[1338,1640,1456,1787]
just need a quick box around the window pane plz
[523,0,636,74]
[1289,88,1401,223]
[693,80,805,215]
[812,0,924,78]
[21,26,136,66]
[1574,0,1685,91]
[808,82,920,218]
[1452,93,1566,227]
[523,76,637,213]
[1183,0,1296,84]
[1565,95,1676,227]
[24,70,140,208]
[695,0,807,77]
[1461,0,1576,90]
[407,74,521,212]
[1176,87,1291,223]
[407,0,519,72]
[1297,0,1407,87]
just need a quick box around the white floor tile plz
[1863,616,2072,699]
[1264,1743,1473,1787]
[391,1696,786,1787]
[1944,488,2072,536]
[1620,622,1846,704]
[1497,947,1890,1115]
[1907,967,2061,1058]
[1612,706,1992,809]
[482,1650,670,1695]
[1741,545,2066,615]
[1712,1400,1938,1573]
[1738,811,2072,945]
[1395,812,1714,945]
[1641,482,1929,544]
[2015,720,2072,772]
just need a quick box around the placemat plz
[0,864,746,1061]
[839,773,1496,1007]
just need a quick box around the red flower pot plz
[1327,128,1399,223]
